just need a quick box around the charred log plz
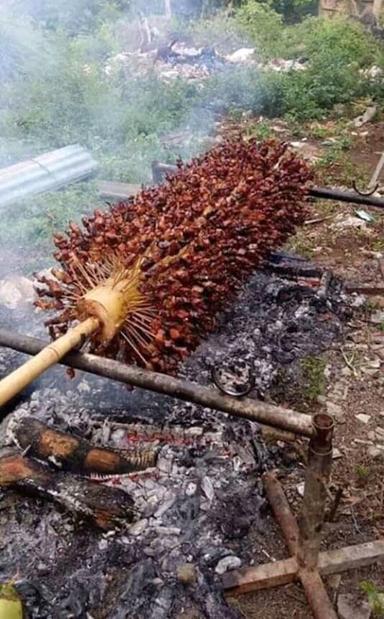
[0,451,135,529]
[11,416,157,475]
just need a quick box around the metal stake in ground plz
[297,412,334,570]
[222,412,384,618]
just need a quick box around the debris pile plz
[105,40,309,83]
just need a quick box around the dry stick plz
[0,329,314,438]
[0,451,135,529]
[12,416,157,475]
[369,150,384,190]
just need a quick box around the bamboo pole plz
[0,318,99,408]
[0,329,314,437]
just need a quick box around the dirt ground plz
[231,118,384,618]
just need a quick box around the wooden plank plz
[97,180,141,200]
[319,541,384,575]
[223,541,384,597]
[222,557,298,595]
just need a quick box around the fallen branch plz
[0,451,135,529]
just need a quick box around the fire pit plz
[0,252,352,618]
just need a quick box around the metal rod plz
[297,413,334,569]
[0,329,314,437]
[263,471,300,555]
[263,469,337,619]
[309,186,384,209]
[299,568,338,619]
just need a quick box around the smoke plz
[0,0,257,279]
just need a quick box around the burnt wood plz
[0,452,135,529]
[12,416,157,475]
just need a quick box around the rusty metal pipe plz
[0,329,314,437]
[297,413,334,569]
[309,186,384,209]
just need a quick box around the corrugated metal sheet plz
[0,144,98,207]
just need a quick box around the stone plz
[177,563,197,585]
[375,427,384,440]
[215,555,242,575]
[296,482,305,497]
[368,446,384,459]
[355,414,371,424]
[326,402,344,420]
[337,593,371,619]
[129,519,148,536]
[332,448,342,460]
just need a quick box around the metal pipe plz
[263,471,300,555]
[309,186,384,209]
[297,413,334,569]
[0,329,314,437]
[264,468,338,619]
[0,145,98,208]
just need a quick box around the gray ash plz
[0,255,350,618]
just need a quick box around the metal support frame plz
[222,413,384,618]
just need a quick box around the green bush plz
[280,17,384,119]
[202,67,286,116]
[235,1,285,57]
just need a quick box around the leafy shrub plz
[280,17,384,119]
[202,67,286,116]
[235,1,285,57]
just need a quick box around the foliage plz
[6,0,131,35]
[0,184,101,254]
[235,1,286,56]
[300,356,326,402]
[360,581,384,617]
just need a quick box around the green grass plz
[360,581,384,617]
[300,356,327,403]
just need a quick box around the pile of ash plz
[0,255,352,618]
